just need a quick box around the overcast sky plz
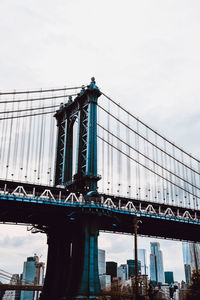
[1,0,200,283]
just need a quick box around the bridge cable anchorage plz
[97,124,200,193]
[98,103,200,176]
[0,86,83,95]
[101,91,200,165]
[97,135,200,201]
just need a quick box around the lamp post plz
[133,216,139,299]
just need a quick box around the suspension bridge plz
[0,78,199,299]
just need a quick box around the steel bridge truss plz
[54,78,101,193]
[0,182,199,240]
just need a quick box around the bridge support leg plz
[75,220,101,298]
[39,220,101,300]
[39,225,76,300]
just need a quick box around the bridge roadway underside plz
[0,181,200,299]
[0,194,199,242]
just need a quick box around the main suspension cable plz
[0,104,59,115]
[101,92,200,165]
[0,93,77,104]
[0,86,82,95]
[98,104,200,176]
[0,110,56,121]
[97,134,200,201]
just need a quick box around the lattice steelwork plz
[54,78,101,193]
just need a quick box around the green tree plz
[185,270,200,300]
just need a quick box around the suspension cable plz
[97,134,200,201]
[0,104,59,115]
[0,86,82,95]
[0,93,77,104]
[0,110,55,121]
[98,104,200,176]
[101,92,200,165]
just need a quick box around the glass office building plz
[150,242,164,284]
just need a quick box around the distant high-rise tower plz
[20,255,44,300]
[117,264,128,282]
[3,274,21,300]
[189,243,200,271]
[106,262,117,280]
[150,242,164,284]
[164,271,174,285]
[127,260,141,278]
[98,249,106,275]
[182,242,200,285]
[133,249,148,275]
[182,242,191,285]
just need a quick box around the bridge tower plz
[54,77,101,194]
[40,78,102,300]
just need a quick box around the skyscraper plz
[106,262,117,280]
[127,260,141,278]
[20,255,44,300]
[150,242,164,284]
[3,274,21,300]
[182,242,190,265]
[182,242,200,284]
[189,243,200,271]
[98,249,111,289]
[98,249,106,275]
[117,264,128,282]
[164,271,174,285]
[133,249,148,275]
[182,242,191,285]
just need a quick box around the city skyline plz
[0,235,187,285]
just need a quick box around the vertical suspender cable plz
[153,134,158,202]
[37,104,44,182]
[102,128,105,194]
[12,99,20,179]
[169,146,174,205]
[117,106,121,195]
[19,93,29,180]
[136,120,141,199]
[0,101,7,177]
[144,128,148,201]
[173,147,178,206]
[6,92,15,179]
[25,95,33,182]
[111,134,113,195]
[107,98,110,194]
[126,114,131,197]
